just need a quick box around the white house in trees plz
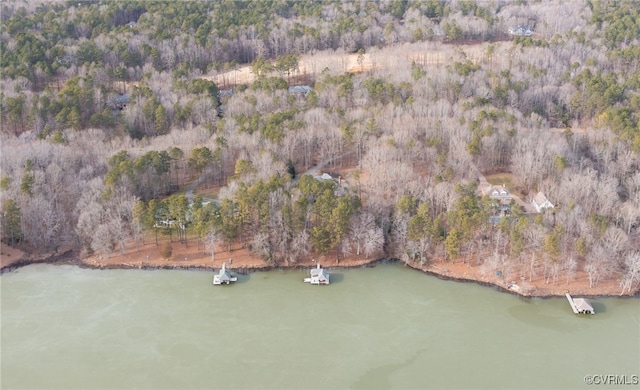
[531,192,554,213]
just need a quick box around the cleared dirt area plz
[411,259,628,298]
[81,239,378,271]
[0,242,26,268]
[206,51,379,87]
[205,40,504,88]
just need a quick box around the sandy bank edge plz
[2,252,639,299]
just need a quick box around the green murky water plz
[1,263,638,389]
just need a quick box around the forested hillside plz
[1,0,639,292]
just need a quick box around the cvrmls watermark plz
[584,375,639,385]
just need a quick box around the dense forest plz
[1,0,639,293]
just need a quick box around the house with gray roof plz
[509,25,533,37]
[111,93,130,110]
[531,192,554,213]
[288,85,312,95]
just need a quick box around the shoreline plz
[403,261,640,299]
[3,248,639,299]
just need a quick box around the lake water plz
[1,263,639,389]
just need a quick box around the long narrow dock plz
[565,293,595,314]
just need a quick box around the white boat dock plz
[565,293,595,314]
[303,263,330,285]
[213,263,238,285]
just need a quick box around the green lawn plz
[485,173,523,197]
[485,173,515,187]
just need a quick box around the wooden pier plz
[565,293,595,314]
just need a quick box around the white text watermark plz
[584,375,639,386]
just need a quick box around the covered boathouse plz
[565,293,595,314]
[213,262,237,285]
[304,263,330,285]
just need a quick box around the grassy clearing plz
[485,173,516,188]
[193,186,220,199]
[485,172,526,198]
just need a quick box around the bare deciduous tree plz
[620,252,640,294]
[563,256,577,285]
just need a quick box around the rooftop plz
[509,25,533,37]
[288,85,312,95]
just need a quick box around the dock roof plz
[218,263,233,281]
[573,298,594,313]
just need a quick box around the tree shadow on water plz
[233,273,251,284]
[329,272,344,284]
[590,301,606,314]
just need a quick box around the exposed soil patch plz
[205,41,508,89]
[408,259,633,298]
[1,242,79,273]
[0,242,26,268]
[79,239,377,272]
